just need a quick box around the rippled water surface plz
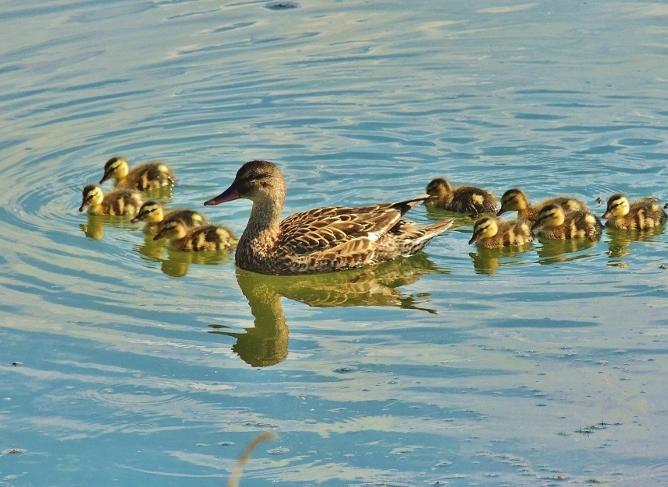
[2,1,668,485]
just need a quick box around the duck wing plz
[278,196,431,256]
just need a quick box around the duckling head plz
[79,184,104,212]
[153,219,187,241]
[469,216,498,244]
[132,201,164,223]
[99,156,129,184]
[204,160,286,208]
[425,178,454,199]
[603,194,629,219]
[531,203,565,231]
[497,188,529,215]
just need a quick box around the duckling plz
[426,177,498,214]
[497,188,588,222]
[79,184,143,217]
[99,156,175,191]
[602,194,667,230]
[153,220,236,252]
[531,204,602,240]
[131,201,208,235]
[469,215,532,248]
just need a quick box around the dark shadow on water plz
[469,244,533,276]
[209,254,446,367]
[606,226,665,268]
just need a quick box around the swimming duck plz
[79,184,143,217]
[131,201,208,235]
[425,178,498,214]
[153,220,236,252]
[497,188,587,222]
[99,156,175,191]
[469,215,532,248]
[602,194,667,230]
[531,204,602,240]
[204,160,453,275]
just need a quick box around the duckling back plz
[172,225,236,252]
[102,189,143,216]
[121,163,175,191]
[163,209,208,230]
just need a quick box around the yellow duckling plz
[497,188,587,222]
[531,204,602,240]
[426,178,498,214]
[602,194,667,230]
[99,156,175,191]
[131,200,208,235]
[79,184,143,217]
[153,220,236,252]
[469,215,532,248]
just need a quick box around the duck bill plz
[204,184,239,206]
[131,212,147,223]
[602,211,611,220]
[468,231,480,245]
[496,207,506,216]
[530,220,542,232]
[153,231,165,241]
[78,203,88,213]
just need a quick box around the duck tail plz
[392,195,435,216]
[381,218,454,259]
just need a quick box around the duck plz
[153,220,236,252]
[131,201,208,235]
[497,188,588,222]
[602,194,667,230]
[531,204,602,240]
[99,156,175,191]
[469,215,532,248]
[425,177,498,214]
[78,184,143,217]
[203,160,454,275]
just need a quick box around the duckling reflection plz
[79,214,138,240]
[606,226,665,264]
[209,254,444,367]
[469,245,531,275]
[536,238,599,265]
[134,238,232,277]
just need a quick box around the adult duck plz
[204,160,453,275]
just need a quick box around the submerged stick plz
[227,431,278,487]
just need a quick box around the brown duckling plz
[497,188,588,222]
[469,215,532,248]
[99,156,175,191]
[425,177,498,214]
[153,220,236,252]
[131,201,208,235]
[602,194,667,230]
[531,204,602,240]
[79,184,143,217]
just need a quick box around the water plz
[1,1,668,485]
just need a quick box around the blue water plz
[1,1,668,485]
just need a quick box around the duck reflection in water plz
[209,254,445,367]
[80,214,139,240]
[536,238,599,265]
[136,237,232,277]
[606,226,665,268]
[469,244,532,276]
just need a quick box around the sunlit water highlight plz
[1,1,668,485]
